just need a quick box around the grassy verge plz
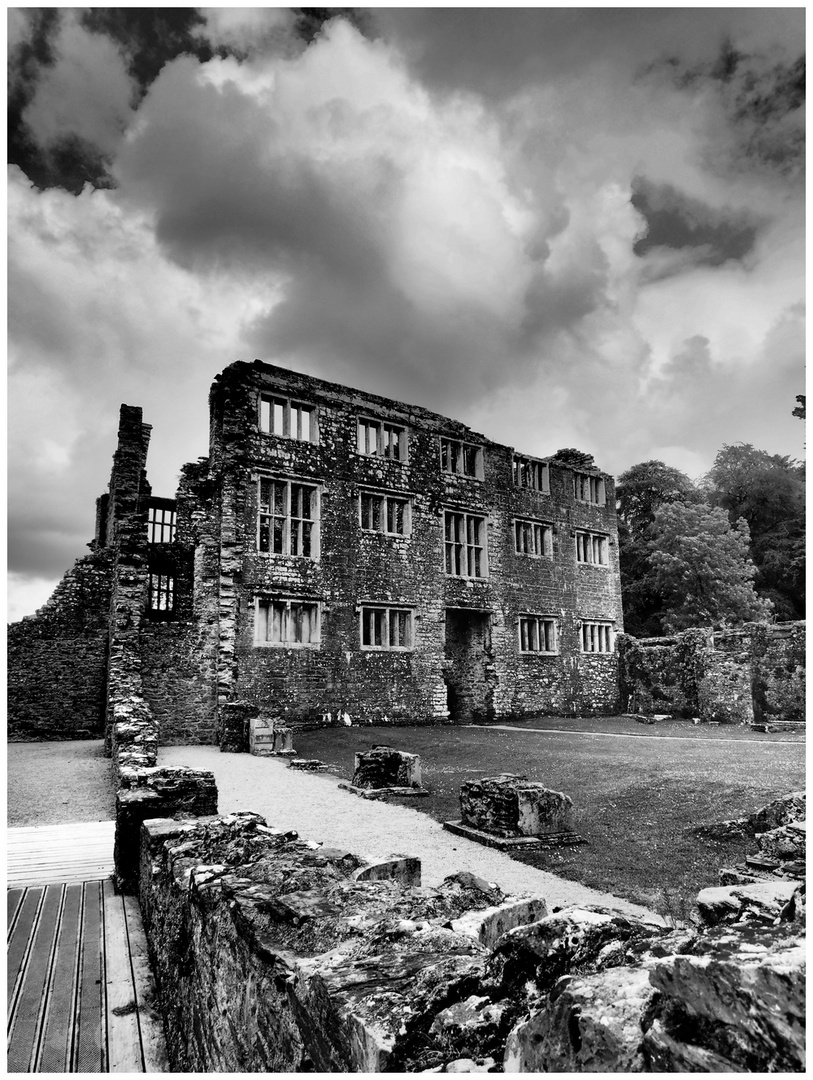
[292,717,805,919]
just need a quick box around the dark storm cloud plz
[646,40,805,184]
[631,178,760,268]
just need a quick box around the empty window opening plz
[147,506,176,544]
[440,438,483,478]
[445,512,487,578]
[256,599,319,647]
[258,478,318,557]
[512,456,549,492]
[519,616,557,653]
[575,531,609,565]
[581,621,614,653]
[360,606,413,650]
[359,492,411,535]
[259,395,316,442]
[515,520,553,557]
[574,473,605,505]
[147,573,175,618]
[357,417,407,460]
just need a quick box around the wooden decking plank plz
[7,889,25,940]
[7,884,62,1073]
[36,884,83,1074]
[73,881,105,1073]
[102,881,143,1074]
[122,896,169,1073]
[7,823,115,889]
[7,886,43,1003]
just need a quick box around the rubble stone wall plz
[208,362,624,728]
[618,622,805,723]
[138,811,806,1074]
[7,551,114,740]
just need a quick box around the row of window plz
[257,394,605,503]
[253,479,609,573]
[253,597,615,654]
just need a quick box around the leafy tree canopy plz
[616,460,698,537]
[647,502,773,632]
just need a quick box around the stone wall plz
[617,622,805,723]
[207,361,624,732]
[7,551,114,740]
[138,810,805,1073]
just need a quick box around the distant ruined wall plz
[617,622,805,723]
[7,551,114,740]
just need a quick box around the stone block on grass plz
[460,774,573,838]
[352,745,422,790]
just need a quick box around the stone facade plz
[9,360,624,744]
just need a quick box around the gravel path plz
[8,741,115,826]
[160,745,664,923]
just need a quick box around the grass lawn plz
[293,716,805,919]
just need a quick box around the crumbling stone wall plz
[617,622,805,723]
[138,811,806,1073]
[7,550,114,740]
[749,621,805,722]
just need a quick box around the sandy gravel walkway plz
[160,745,663,923]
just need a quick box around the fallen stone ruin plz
[445,774,584,849]
[137,810,805,1073]
[338,745,428,799]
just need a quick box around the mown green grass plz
[293,717,805,917]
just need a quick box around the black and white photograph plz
[7,6,805,1073]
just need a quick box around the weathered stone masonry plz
[617,622,805,724]
[210,362,624,731]
[9,360,624,745]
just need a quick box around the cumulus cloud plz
[6,9,805,619]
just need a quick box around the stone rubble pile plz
[139,810,805,1073]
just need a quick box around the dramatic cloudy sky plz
[8,7,805,620]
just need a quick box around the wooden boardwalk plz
[7,825,168,1073]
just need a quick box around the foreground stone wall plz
[139,811,805,1073]
[617,622,805,723]
[7,551,114,740]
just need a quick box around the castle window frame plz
[359,490,412,536]
[580,621,615,653]
[255,598,320,648]
[357,417,408,461]
[147,573,175,619]
[440,438,484,479]
[574,472,606,506]
[575,530,609,566]
[359,605,414,650]
[257,477,319,558]
[444,510,487,578]
[259,394,317,443]
[512,455,549,492]
[147,505,176,544]
[514,518,553,558]
[518,615,557,654]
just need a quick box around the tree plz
[617,460,699,535]
[616,461,700,636]
[647,502,772,632]
[792,394,805,420]
[704,443,805,620]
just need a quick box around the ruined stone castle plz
[9,361,624,743]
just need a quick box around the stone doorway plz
[443,608,495,724]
